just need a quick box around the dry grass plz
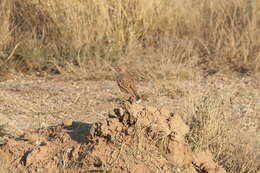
[186,89,259,173]
[0,0,259,172]
[0,0,259,79]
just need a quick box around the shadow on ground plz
[64,121,93,143]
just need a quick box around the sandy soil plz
[0,73,259,172]
[0,100,227,173]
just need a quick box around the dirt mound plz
[0,102,227,173]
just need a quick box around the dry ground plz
[0,100,227,173]
[1,73,258,134]
[0,72,259,172]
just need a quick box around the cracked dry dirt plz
[0,73,259,173]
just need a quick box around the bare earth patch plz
[0,101,227,173]
[0,73,259,172]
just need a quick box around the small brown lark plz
[115,65,142,103]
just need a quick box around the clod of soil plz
[0,101,227,173]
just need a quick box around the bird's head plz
[115,65,126,73]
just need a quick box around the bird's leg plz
[128,96,134,104]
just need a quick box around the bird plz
[115,65,142,104]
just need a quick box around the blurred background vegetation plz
[0,0,259,79]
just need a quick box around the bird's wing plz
[116,75,131,93]
[125,73,139,97]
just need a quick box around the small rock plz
[63,120,73,127]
